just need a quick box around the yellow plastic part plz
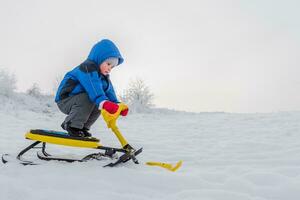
[25,132,101,149]
[146,160,183,172]
[101,103,129,148]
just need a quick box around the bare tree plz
[26,83,42,98]
[119,78,154,113]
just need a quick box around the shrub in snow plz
[0,68,16,97]
[26,83,42,98]
[119,78,154,113]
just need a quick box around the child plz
[55,39,128,137]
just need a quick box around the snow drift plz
[1,92,300,200]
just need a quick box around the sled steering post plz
[101,103,129,148]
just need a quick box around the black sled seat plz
[25,129,101,148]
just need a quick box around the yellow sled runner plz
[146,160,183,172]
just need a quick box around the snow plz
[1,94,300,200]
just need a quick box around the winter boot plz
[66,125,85,138]
[82,127,92,137]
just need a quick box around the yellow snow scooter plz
[1,103,142,167]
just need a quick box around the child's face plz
[99,61,113,75]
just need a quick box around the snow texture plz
[1,94,300,200]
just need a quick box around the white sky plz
[0,0,300,113]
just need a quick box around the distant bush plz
[0,68,17,97]
[119,78,154,113]
[26,83,42,98]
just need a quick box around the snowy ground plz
[1,95,300,200]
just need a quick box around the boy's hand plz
[102,101,119,114]
[102,101,129,116]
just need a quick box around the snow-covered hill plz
[1,94,300,200]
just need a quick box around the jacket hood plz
[87,39,124,66]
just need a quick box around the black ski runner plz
[2,142,142,167]
[36,151,114,163]
[37,148,143,167]
[1,154,38,166]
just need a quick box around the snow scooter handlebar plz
[101,103,129,148]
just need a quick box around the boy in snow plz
[55,39,128,137]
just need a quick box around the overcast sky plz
[0,0,299,113]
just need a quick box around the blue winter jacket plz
[55,39,124,107]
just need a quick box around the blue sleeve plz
[75,67,108,107]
